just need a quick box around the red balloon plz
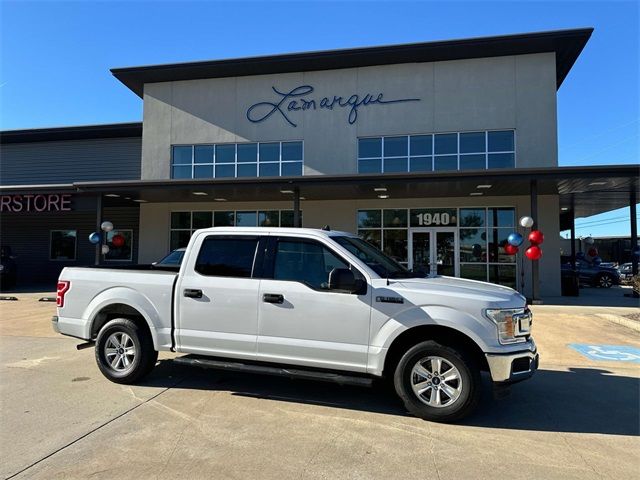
[587,247,598,257]
[504,244,519,255]
[111,234,125,248]
[525,245,542,260]
[528,230,544,245]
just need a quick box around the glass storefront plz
[358,207,517,288]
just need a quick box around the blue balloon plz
[88,232,101,244]
[576,251,586,259]
[507,232,523,247]
[592,256,602,265]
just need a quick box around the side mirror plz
[328,268,365,294]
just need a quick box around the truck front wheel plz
[393,340,481,422]
[95,318,158,384]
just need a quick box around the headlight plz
[484,308,531,345]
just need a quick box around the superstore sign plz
[0,194,73,213]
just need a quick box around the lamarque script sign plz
[0,194,72,213]
[246,85,421,127]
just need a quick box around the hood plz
[385,275,526,308]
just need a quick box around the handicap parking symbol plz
[568,344,640,363]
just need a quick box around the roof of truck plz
[193,227,354,237]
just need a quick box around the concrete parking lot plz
[1,292,638,480]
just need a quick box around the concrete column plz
[293,187,301,227]
[570,204,576,270]
[631,188,638,275]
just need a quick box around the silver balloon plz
[584,236,595,245]
[100,221,114,232]
[101,244,110,254]
[519,216,534,228]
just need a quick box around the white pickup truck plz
[53,227,537,422]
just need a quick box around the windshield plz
[157,249,185,265]
[331,236,422,279]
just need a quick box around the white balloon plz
[519,216,534,228]
[100,221,114,232]
[101,245,110,254]
[584,236,595,245]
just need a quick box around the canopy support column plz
[530,180,540,302]
[631,188,638,275]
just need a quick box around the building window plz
[356,207,517,288]
[357,130,515,173]
[50,230,77,261]
[105,230,133,262]
[170,210,300,250]
[171,141,303,179]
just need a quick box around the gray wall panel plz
[0,137,141,185]
[0,203,139,288]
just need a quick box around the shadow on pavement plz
[143,360,639,436]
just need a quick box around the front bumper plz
[486,347,539,384]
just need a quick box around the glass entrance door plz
[409,229,458,277]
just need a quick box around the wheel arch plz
[382,325,488,379]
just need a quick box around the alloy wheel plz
[410,356,462,408]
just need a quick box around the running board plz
[173,355,373,387]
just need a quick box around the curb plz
[596,313,640,333]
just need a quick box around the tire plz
[95,318,158,384]
[393,340,481,423]
[596,273,614,288]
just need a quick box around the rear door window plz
[195,236,259,277]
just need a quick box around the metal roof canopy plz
[4,165,633,220]
[111,28,593,97]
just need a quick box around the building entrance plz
[408,228,458,277]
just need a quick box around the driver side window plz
[273,239,349,290]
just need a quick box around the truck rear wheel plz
[95,318,158,384]
[394,340,481,423]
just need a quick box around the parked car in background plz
[0,246,17,290]
[153,248,186,267]
[561,256,621,288]
[618,263,635,283]
[52,227,537,423]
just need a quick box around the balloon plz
[507,232,523,247]
[528,230,544,245]
[88,232,101,244]
[471,244,482,257]
[519,216,534,228]
[576,252,586,260]
[584,236,595,245]
[111,234,125,248]
[587,247,598,257]
[525,245,542,260]
[100,221,114,232]
[593,256,602,265]
[504,244,518,255]
[101,245,110,254]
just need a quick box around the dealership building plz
[1,28,638,299]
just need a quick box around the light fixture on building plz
[476,184,492,189]
[105,194,120,198]
[378,194,390,199]
[192,191,208,196]
[561,207,569,211]
[588,181,607,186]
[299,197,306,200]
[469,192,483,196]
[374,187,387,192]
[133,199,148,203]
[280,189,294,194]
[213,198,227,202]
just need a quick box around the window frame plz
[171,140,304,179]
[49,229,77,261]
[357,129,516,173]
[262,236,366,294]
[104,229,134,262]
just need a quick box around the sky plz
[1,0,638,237]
